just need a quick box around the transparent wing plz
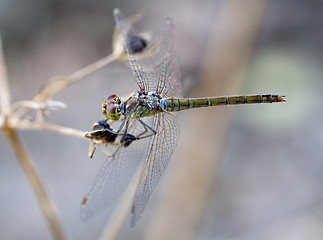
[156,15,183,98]
[114,8,157,92]
[81,117,152,221]
[130,112,180,227]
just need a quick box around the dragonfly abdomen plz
[162,94,285,112]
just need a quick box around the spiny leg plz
[136,119,157,139]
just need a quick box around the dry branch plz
[0,35,10,116]
[3,127,66,240]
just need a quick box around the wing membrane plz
[81,117,152,221]
[83,10,182,226]
[114,8,157,92]
[130,112,180,227]
[156,15,183,98]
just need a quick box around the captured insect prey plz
[85,120,117,143]
[84,120,136,158]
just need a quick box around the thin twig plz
[33,53,118,103]
[3,127,66,240]
[12,120,86,139]
[13,53,118,121]
[0,35,11,116]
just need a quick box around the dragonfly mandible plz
[81,8,286,227]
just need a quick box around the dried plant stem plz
[13,53,118,121]
[68,53,118,84]
[3,127,66,240]
[0,33,65,239]
[33,53,118,103]
[0,35,10,116]
[13,121,86,139]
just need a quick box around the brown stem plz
[0,35,11,116]
[14,53,118,121]
[13,120,86,139]
[3,127,66,240]
[33,53,118,103]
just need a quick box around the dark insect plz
[127,34,147,53]
[85,120,136,150]
[120,133,137,147]
[86,120,117,143]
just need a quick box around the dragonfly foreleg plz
[115,117,130,134]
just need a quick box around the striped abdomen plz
[162,94,285,112]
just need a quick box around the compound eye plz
[106,94,121,104]
[102,96,121,120]
[107,102,117,115]
[107,94,117,102]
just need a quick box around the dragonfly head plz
[102,94,121,120]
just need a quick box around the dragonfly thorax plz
[120,91,164,119]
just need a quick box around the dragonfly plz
[81,8,286,227]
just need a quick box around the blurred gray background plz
[1,0,322,239]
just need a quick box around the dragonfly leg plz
[135,119,157,139]
[115,118,129,134]
[101,118,127,135]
